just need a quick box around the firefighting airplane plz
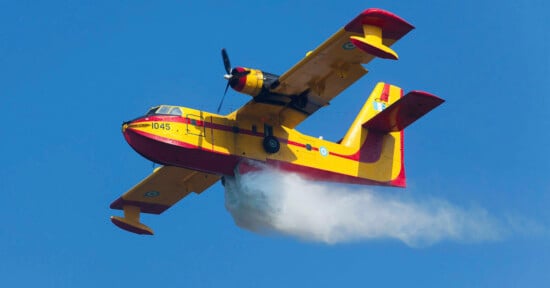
[110,8,444,235]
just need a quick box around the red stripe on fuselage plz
[263,159,396,187]
[124,119,398,185]
[128,115,384,163]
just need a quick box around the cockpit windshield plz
[146,105,183,116]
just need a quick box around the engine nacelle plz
[230,67,279,97]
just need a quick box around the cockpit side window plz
[156,106,171,115]
[146,106,159,115]
[169,107,182,116]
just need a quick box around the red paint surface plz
[128,116,384,163]
[358,132,384,162]
[389,130,406,187]
[232,67,247,91]
[363,90,444,133]
[344,8,414,40]
[131,115,188,124]
[349,38,398,60]
[380,83,390,102]
[326,131,385,163]
[123,113,405,188]
[263,159,400,187]
[124,127,239,176]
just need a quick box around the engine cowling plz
[230,67,279,97]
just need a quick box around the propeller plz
[217,48,249,113]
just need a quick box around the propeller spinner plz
[217,49,249,113]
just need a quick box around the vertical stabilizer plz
[341,82,404,148]
[340,82,443,187]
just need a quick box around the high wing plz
[230,9,414,128]
[110,166,220,235]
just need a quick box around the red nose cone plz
[121,118,144,146]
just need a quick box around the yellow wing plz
[230,9,414,128]
[110,166,220,235]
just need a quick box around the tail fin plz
[341,82,443,187]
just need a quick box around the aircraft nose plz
[122,122,129,133]
[122,119,136,133]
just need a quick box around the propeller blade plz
[219,48,249,114]
[217,82,231,114]
[224,81,230,96]
[221,48,231,74]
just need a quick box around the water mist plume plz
[224,168,503,247]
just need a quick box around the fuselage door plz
[186,114,205,137]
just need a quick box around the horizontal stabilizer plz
[362,90,444,132]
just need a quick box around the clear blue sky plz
[1,0,549,287]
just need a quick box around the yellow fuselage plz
[123,93,405,187]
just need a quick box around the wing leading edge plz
[110,166,220,235]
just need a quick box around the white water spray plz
[224,168,503,246]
